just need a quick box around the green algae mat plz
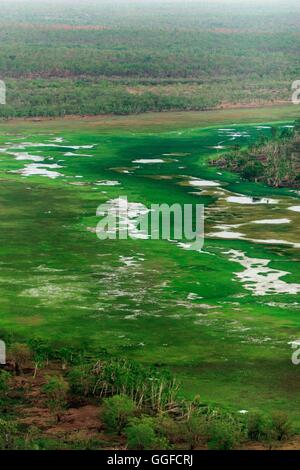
[0,108,300,425]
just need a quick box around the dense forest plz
[211,121,300,187]
[0,0,299,117]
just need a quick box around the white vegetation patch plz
[20,283,89,304]
[225,249,300,296]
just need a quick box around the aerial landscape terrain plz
[0,0,299,453]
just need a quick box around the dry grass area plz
[5,362,124,450]
[0,104,298,134]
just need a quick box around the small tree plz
[102,394,136,435]
[28,338,53,378]
[68,364,95,397]
[0,370,10,405]
[10,343,31,375]
[42,375,69,424]
[57,347,74,370]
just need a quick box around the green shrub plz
[182,414,208,450]
[0,419,18,450]
[68,364,95,397]
[247,411,292,445]
[270,412,293,441]
[126,417,169,450]
[0,370,10,403]
[247,412,272,442]
[102,394,136,434]
[204,411,246,450]
[10,343,31,374]
[155,416,183,445]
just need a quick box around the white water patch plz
[95,180,121,186]
[288,206,300,213]
[266,301,300,309]
[38,144,94,149]
[225,249,300,296]
[187,292,204,300]
[64,152,93,157]
[208,230,245,240]
[223,131,250,140]
[225,196,279,205]
[132,159,166,164]
[189,178,220,188]
[12,152,45,162]
[35,265,64,273]
[209,223,300,248]
[210,145,226,150]
[163,153,191,156]
[7,144,26,150]
[251,218,291,225]
[15,142,95,150]
[48,137,64,143]
[248,238,300,249]
[13,163,64,179]
[119,256,140,267]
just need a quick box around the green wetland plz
[0,108,300,426]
